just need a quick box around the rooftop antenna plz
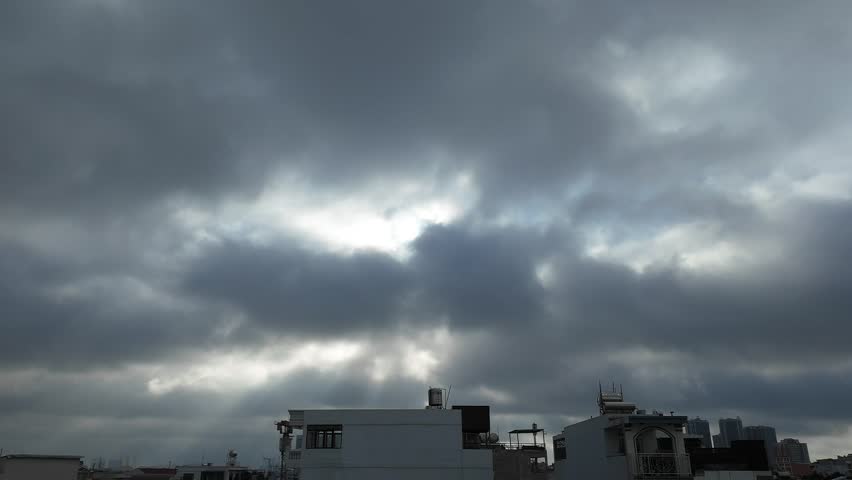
[445,385,453,408]
[275,419,292,480]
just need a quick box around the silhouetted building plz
[743,425,777,467]
[813,454,852,478]
[717,417,743,448]
[493,425,549,480]
[777,438,810,465]
[126,467,177,480]
[0,454,82,480]
[688,440,770,478]
[712,434,723,449]
[683,435,705,452]
[687,418,713,448]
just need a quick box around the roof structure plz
[508,428,544,434]
[2,454,82,460]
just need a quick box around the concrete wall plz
[0,457,79,480]
[293,409,491,480]
[493,449,550,480]
[552,416,629,480]
[694,471,773,480]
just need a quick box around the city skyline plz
[2,0,852,468]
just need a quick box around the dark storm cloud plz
[1,0,625,214]
[182,241,412,333]
[410,224,552,326]
[181,199,852,364]
[180,223,550,332]
[0,239,226,369]
[3,0,848,217]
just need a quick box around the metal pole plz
[275,419,290,480]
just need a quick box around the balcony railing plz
[632,454,691,477]
[288,451,302,461]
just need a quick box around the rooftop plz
[2,454,82,460]
[508,428,545,434]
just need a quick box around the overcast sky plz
[2,0,852,467]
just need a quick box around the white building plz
[281,403,493,480]
[0,454,81,480]
[813,454,852,478]
[552,389,692,480]
[170,464,263,480]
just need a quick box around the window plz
[554,438,567,461]
[306,425,343,449]
[201,472,225,480]
[182,474,194,480]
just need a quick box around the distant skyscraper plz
[718,417,744,448]
[688,417,713,448]
[744,425,778,467]
[777,438,811,465]
[712,434,723,449]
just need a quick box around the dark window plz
[182,474,194,480]
[306,424,343,449]
[201,472,224,480]
[554,438,567,461]
[657,436,674,453]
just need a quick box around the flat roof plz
[627,414,688,422]
[2,454,82,460]
[288,408,462,428]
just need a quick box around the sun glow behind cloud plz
[145,328,457,396]
[145,341,364,395]
[170,170,478,259]
[583,221,758,273]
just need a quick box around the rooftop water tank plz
[428,387,444,409]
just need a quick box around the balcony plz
[632,454,691,478]
[288,451,302,461]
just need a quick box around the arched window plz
[633,426,676,454]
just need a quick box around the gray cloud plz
[182,241,412,334]
[2,0,852,465]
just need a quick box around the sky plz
[2,0,852,467]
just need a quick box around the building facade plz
[170,465,264,480]
[0,454,82,480]
[552,390,692,480]
[718,418,744,448]
[776,438,810,465]
[813,454,852,478]
[687,418,713,448]
[743,426,777,467]
[712,435,723,450]
[282,408,493,480]
[687,440,771,480]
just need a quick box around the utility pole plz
[275,420,292,480]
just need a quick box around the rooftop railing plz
[632,453,691,478]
